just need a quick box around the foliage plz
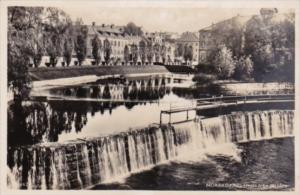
[8,7,74,97]
[139,40,146,64]
[146,42,154,64]
[91,34,102,65]
[213,46,236,79]
[62,24,74,66]
[44,8,73,67]
[74,19,88,66]
[160,43,167,64]
[183,44,193,63]
[124,45,130,65]
[244,12,295,81]
[153,43,160,62]
[103,39,111,64]
[63,36,74,66]
[175,43,184,57]
[7,7,45,97]
[124,22,143,36]
[233,55,254,81]
[210,16,245,58]
[131,44,139,65]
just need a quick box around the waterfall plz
[7,110,294,189]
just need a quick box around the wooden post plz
[160,112,162,125]
[187,110,189,120]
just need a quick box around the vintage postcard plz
[0,0,299,194]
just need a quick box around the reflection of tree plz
[8,100,136,146]
[8,101,46,146]
[102,84,111,99]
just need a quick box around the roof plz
[177,32,198,42]
[87,24,144,40]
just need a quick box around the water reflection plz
[49,77,171,101]
[8,93,194,146]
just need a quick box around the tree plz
[146,42,154,65]
[131,44,139,65]
[124,45,130,65]
[139,40,147,64]
[175,43,184,57]
[63,24,74,66]
[153,43,160,63]
[160,43,167,64]
[234,55,254,81]
[213,45,236,79]
[183,44,193,63]
[8,7,45,98]
[44,8,73,67]
[91,35,102,65]
[63,36,74,66]
[103,39,111,64]
[244,12,295,81]
[210,17,245,58]
[74,19,88,66]
[124,22,143,36]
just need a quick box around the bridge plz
[160,94,294,124]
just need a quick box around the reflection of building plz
[175,32,199,66]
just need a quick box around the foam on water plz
[7,110,294,189]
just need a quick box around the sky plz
[58,6,293,33]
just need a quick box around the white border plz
[0,1,299,195]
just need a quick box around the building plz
[175,32,200,66]
[144,32,176,65]
[86,22,142,65]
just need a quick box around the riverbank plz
[29,65,170,81]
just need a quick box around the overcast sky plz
[59,6,293,33]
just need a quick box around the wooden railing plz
[160,94,294,124]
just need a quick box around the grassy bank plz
[29,65,170,81]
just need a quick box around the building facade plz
[175,32,200,66]
[86,22,142,65]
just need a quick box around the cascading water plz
[7,110,294,189]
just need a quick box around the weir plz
[7,110,294,189]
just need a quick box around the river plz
[6,75,295,190]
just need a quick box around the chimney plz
[102,24,105,27]
[92,22,95,26]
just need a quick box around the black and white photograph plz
[0,0,299,193]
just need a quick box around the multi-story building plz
[144,32,176,65]
[175,32,200,66]
[86,22,142,65]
